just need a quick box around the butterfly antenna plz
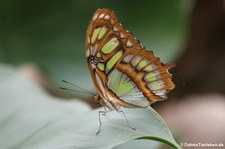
[60,87,96,96]
[61,80,96,95]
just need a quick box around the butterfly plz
[86,8,175,134]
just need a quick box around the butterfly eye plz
[97,96,101,102]
[90,56,97,64]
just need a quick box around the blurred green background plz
[0,0,194,91]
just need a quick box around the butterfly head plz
[89,55,97,64]
[93,95,101,102]
[88,55,104,69]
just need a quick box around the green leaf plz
[0,64,181,149]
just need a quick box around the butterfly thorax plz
[93,94,117,111]
[100,93,121,111]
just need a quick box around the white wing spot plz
[126,39,134,47]
[111,19,115,24]
[98,14,104,19]
[104,15,110,20]
[120,32,125,38]
[92,13,99,20]
[113,26,119,31]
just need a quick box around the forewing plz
[85,8,142,99]
[86,8,175,106]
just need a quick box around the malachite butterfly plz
[86,8,175,133]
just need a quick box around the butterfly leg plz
[119,110,136,131]
[101,105,107,116]
[96,110,106,135]
[98,99,109,116]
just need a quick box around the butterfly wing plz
[86,8,175,108]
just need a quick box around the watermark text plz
[180,142,224,148]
